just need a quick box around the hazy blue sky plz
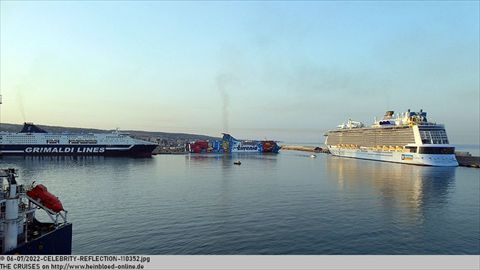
[1,1,479,143]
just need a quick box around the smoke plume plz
[216,74,233,133]
[17,91,27,122]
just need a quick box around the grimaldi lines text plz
[324,110,458,166]
[0,123,158,157]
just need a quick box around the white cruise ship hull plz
[0,123,158,157]
[0,144,157,157]
[328,147,458,167]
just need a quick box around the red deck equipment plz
[27,184,64,213]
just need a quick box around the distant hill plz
[0,123,219,141]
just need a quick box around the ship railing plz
[416,122,440,126]
[26,195,68,227]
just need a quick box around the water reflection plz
[185,153,278,170]
[325,156,456,219]
[0,156,155,184]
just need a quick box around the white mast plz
[3,170,19,253]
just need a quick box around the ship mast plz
[2,169,19,253]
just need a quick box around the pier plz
[455,152,480,168]
[280,145,330,153]
[152,146,188,155]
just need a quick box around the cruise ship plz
[324,110,458,166]
[0,123,158,157]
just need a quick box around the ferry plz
[188,133,281,154]
[324,110,458,166]
[0,123,158,157]
[1,168,72,254]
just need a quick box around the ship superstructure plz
[1,168,72,254]
[325,110,458,166]
[0,123,158,157]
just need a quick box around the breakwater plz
[280,145,330,153]
[152,146,187,155]
[455,153,480,168]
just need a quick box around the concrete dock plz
[455,153,480,168]
[280,145,330,153]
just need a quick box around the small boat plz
[234,161,241,165]
[310,154,317,158]
[27,183,64,213]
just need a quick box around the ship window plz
[418,147,454,154]
[419,129,449,144]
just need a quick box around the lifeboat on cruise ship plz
[27,184,64,213]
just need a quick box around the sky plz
[0,1,479,143]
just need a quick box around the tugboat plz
[0,169,72,254]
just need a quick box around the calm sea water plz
[1,151,479,254]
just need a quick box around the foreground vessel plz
[324,110,458,166]
[0,123,158,157]
[1,168,72,254]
